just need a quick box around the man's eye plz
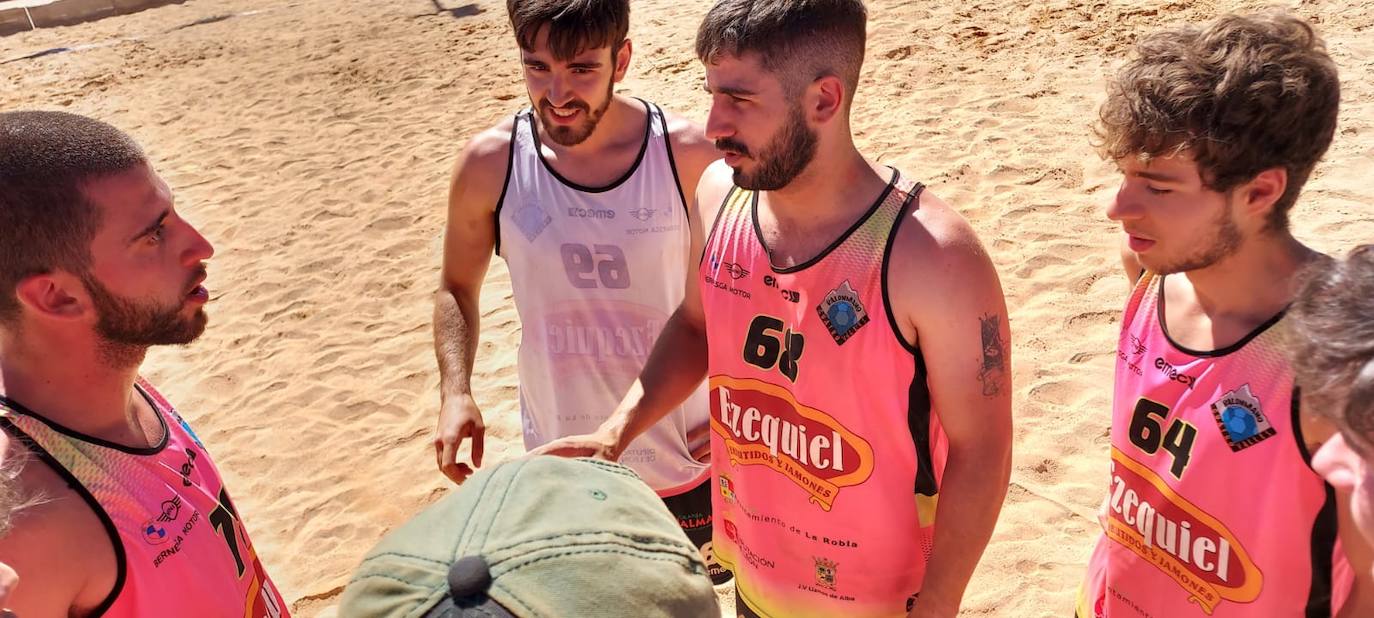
[1146,186,1172,195]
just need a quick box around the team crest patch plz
[816,280,869,345]
[1209,384,1276,452]
[719,474,737,503]
[512,200,551,242]
[815,557,838,590]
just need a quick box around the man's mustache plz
[715,138,750,157]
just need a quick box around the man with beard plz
[432,0,727,583]
[1076,13,1374,617]
[0,112,288,617]
[534,1,1013,616]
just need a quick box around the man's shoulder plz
[449,116,522,210]
[896,187,983,257]
[695,160,736,206]
[461,116,520,171]
[888,186,996,291]
[653,105,716,171]
[0,431,111,575]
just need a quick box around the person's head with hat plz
[339,456,720,617]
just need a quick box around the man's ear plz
[806,75,846,126]
[14,272,88,322]
[612,38,633,83]
[1238,166,1288,225]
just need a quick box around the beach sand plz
[2,0,1372,615]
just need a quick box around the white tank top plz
[496,99,709,494]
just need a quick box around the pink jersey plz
[0,379,288,617]
[701,170,947,617]
[1078,273,1352,617]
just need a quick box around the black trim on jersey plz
[1304,482,1339,617]
[491,112,520,257]
[1293,386,1317,466]
[1291,386,1339,617]
[908,351,939,496]
[699,186,739,268]
[1155,274,1288,358]
[528,98,652,194]
[654,103,690,218]
[0,416,128,616]
[751,167,899,274]
[881,182,926,354]
[0,384,168,455]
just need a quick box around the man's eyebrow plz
[704,83,756,97]
[129,209,170,244]
[1131,169,1186,183]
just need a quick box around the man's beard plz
[82,271,207,358]
[539,77,615,147]
[1152,196,1244,275]
[716,103,818,191]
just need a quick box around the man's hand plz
[529,426,622,461]
[434,393,485,484]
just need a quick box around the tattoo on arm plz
[977,313,1007,397]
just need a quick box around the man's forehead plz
[86,165,169,221]
[521,25,615,62]
[1116,150,1200,179]
[704,52,778,89]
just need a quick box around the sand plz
[1,0,1372,615]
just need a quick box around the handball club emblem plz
[817,280,869,345]
[1209,384,1276,452]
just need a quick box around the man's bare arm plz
[892,193,1013,618]
[0,437,114,617]
[532,161,730,459]
[432,123,510,484]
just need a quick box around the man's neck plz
[0,335,149,445]
[763,141,887,225]
[1181,230,1318,320]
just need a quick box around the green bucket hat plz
[338,456,720,617]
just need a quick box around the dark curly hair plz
[1289,245,1374,443]
[1096,12,1340,231]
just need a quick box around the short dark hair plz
[1289,245,1374,443]
[0,111,146,323]
[507,0,630,61]
[1096,12,1340,231]
[696,0,867,99]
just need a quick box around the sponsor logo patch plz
[179,448,197,487]
[158,495,183,523]
[710,376,875,511]
[1209,384,1276,452]
[816,280,869,345]
[628,206,658,222]
[1105,447,1263,613]
[722,262,750,280]
[142,520,170,544]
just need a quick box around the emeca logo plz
[709,375,874,512]
[1105,447,1262,614]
